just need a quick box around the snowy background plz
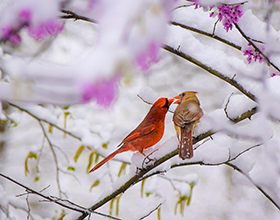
[1,0,280,219]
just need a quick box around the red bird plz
[89,97,174,173]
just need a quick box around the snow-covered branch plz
[163,44,256,101]
[8,102,82,141]
[77,102,259,220]
[0,173,121,220]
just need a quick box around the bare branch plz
[38,120,64,198]
[225,162,280,210]
[139,202,162,220]
[137,94,174,113]
[223,92,234,121]
[163,44,256,102]
[171,21,242,51]
[0,173,121,220]
[8,102,82,141]
[61,10,96,23]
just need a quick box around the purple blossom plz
[270,73,280,77]
[88,0,99,9]
[1,8,64,44]
[1,27,21,46]
[28,20,64,41]
[216,4,243,32]
[243,43,264,64]
[6,33,21,46]
[136,41,160,71]
[18,9,32,23]
[0,8,31,46]
[81,74,121,108]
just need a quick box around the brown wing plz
[173,101,202,127]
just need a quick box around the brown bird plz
[89,97,174,173]
[173,91,203,159]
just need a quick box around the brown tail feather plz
[179,127,193,159]
[89,147,126,173]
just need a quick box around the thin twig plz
[61,10,96,23]
[26,194,31,220]
[223,92,234,121]
[139,202,163,220]
[0,173,121,220]
[136,94,174,113]
[8,102,82,141]
[225,162,280,210]
[167,143,280,211]
[8,202,35,220]
[38,120,64,198]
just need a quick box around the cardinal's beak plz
[173,95,180,104]
[168,98,175,105]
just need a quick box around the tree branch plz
[168,143,280,211]
[61,10,96,23]
[139,202,162,220]
[38,120,64,198]
[0,173,121,220]
[8,102,82,141]
[225,162,280,210]
[163,44,256,102]
[77,104,257,220]
[234,23,280,72]
[171,21,242,51]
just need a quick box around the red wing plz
[122,124,155,143]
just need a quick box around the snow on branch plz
[0,173,120,220]
[76,97,263,220]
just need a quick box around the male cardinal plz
[89,97,174,173]
[173,91,203,159]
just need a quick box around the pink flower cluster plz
[136,41,160,71]
[1,8,64,46]
[28,20,64,41]
[211,4,243,32]
[81,74,121,107]
[243,43,264,64]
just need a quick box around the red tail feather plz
[89,148,126,173]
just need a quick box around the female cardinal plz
[173,91,203,159]
[89,97,174,173]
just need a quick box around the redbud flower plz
[216,4,243,32]
[270,73,280,77]
[28,20,64,41]
[243,43,264,64]
[81,74,121,108]
[136,41,160,71]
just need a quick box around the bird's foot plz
[144,155,156,164]
[140,149,158,170]
[136,166,146,174]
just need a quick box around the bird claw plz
[144,156,156,164]
[135,158,155,174]
[136,166,146,174]
[140,149,158,168]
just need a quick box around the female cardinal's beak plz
[173,95,180,104]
